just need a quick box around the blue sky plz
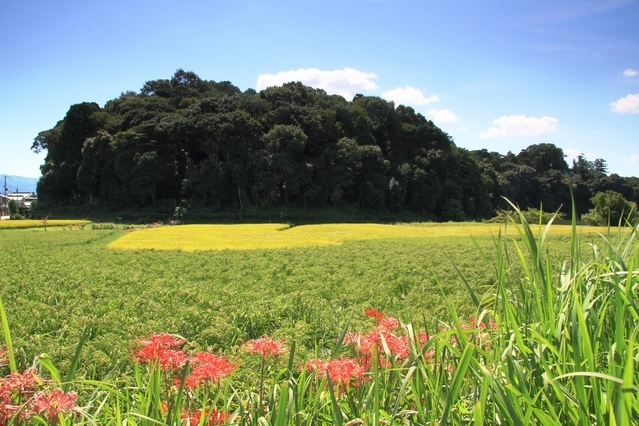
[1,0,638,181]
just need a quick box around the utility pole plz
[2,175,6,217]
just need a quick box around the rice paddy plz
[106,222,606,251]
[2,217,636,424]
[0,219,91,229]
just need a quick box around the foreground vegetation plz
[1,213,637,424]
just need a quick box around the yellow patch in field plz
[0,219,91,229]
[107,222,607,252]
[107,224,315,251]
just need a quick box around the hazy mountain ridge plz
[1,175,38,193]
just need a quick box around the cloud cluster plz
[381,86,439,106]
[479,115,559,139]
[426,109,458,123]
[256,68,459,125]
[610,93,639,114]
[623,69,638,77]
[256,68,378,99]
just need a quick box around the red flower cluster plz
[1,369,80,423]
[344,310,433,368]
[183,408,231,425]
[345,311,411,360]
[0,368,43,422]
[243,336,287,358]
[184,351,237,389]
[135,334,237,389]
[305,357,366,388]
[33,389,81,422]
[364,308,384,322]
[344,330,410,359]
[135,333,188,371]
[1,368,42,395]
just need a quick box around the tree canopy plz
[32,70,639,221]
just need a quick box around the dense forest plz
[31,70,639,222]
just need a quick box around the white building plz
[1,192,37,218]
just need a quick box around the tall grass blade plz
[274,383,291,426]
[333,307,355,358]
[38,353,62,385]
[327,374,344,426]
[0,294,16,372]
[166,360,189,426]
[63,325,91,391]
[447,253,480,309]
[440,343,476,425]
[619,337,637,424]
[287,340,296,381]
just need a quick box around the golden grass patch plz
[107,222,610,252]
[0,219,91,229]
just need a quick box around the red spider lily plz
[144,348,187,371]
[486,318,498,331]
[305,357,366,387]
[183,408,231,425]
[345,328,409,360]
[381,332,409,359]
[304,358,328,376]
[378,316,399,332]
[0,402,32,424]
[184,352,236,388]
[364,308,384,322]
[32,389,81,422]
[135,333,187,370]
[1,369,43,423]
[0,368,43,395]
[243,336,287,358]
[326,357,366,388]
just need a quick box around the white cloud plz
[610,93,639,113]
[563,148,582,158]
[381,86,439,106]
[623,154,639,164]
[623,69,638,77]
[426,108,458,123]
[256,68,378,99]
[479,115,559,139]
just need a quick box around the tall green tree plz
[584,190,638,226]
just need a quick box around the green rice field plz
[0,222,604,374]
[1,219,637,424]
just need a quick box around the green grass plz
[1,217,637,424]
[0,225,512,375]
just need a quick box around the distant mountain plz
[1,175,38,194]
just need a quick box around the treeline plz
[32,70,639,221]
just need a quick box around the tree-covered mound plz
[32,70,639,222]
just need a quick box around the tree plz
[516,143,568,174]
[8,200,18,216]
[77,130,114,199]
[583,190,638,226]
[34,102,102,203]
[260,124,310,204]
